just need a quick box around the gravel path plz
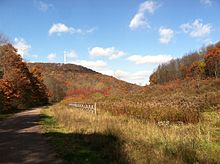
[0,108,63,164]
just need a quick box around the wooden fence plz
[69,102,97,114]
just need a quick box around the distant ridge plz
[28,62,99,74]
[27,62,140,102]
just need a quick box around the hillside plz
[56,42,220,124]
[27,42,220,123]
[27,63,140,102]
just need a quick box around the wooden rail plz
[69,102,97,114]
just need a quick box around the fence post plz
[69,102,97,115]
[94,103,97,115]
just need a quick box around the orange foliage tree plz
[187,61,206,79]
[149,41,220,85]
[204,42,220,78]
[0,44,49,110]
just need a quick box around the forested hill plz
[150,41,220,84]
[28,63,98,74]
[27,63,140,103]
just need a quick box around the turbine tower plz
[20,53,24,60]
[64,51,67,64]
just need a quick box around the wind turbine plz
[63,50,77,64]
[64,51,67,64]
[20,53,24,60]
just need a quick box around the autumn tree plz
[0,79,16,110]
[187,61,206,79]
[0,44,49,110]
[149,72,158,85]
[204,42,220,78]
[149,41,220,85]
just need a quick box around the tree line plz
[149,41,220,84]
[0,43,49,110]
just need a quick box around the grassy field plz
[64,79,220,124]
[41,104,220,164]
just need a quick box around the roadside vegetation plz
[41,104,220,164]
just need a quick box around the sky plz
[0,0,220,85]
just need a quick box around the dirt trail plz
[0,108,63,164]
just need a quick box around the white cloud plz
[180,19,212,37]
[98,68,115,76]
[13,38,31,58]
[89,47,125,60]
[159,27,174,44]
[127,54,173,64]
[49,23,95,35]
[113,70,152,86]
[47,53,57,61]
[129,13,150,30]
[49,23,74,35]
[34,0,53,12]
[180,23,191,33]
[72,60,107,71]
[129,0,158,29]
[13,37,39,61]
[138,0,158,13]
[71,59,152,85]
[113,70,128,79]
[200,0,212,6]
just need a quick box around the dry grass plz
[42,104,220,164]
[63,79,220,124]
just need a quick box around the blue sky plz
[0,0,220,85]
